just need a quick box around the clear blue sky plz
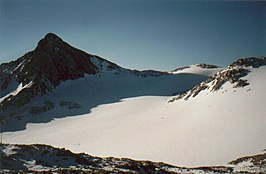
[0,0,265,71]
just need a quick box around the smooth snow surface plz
[171,65,221,76]
[3,66,266,167]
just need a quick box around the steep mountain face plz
[0,33,99,111]
[1,143,265,173]
[28,33,98,84]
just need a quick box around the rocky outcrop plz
[30,33,97,85]
[196,63,219,69]
[230,57,266,68]
[170,57,265,102]
[1,143,265,173]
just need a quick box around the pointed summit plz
[44,32,61,39]
[0,33,99,110]
[29,33,98,85]
[35,33,66,52]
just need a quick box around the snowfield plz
[3,65,266,167]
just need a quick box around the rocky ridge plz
[169,57,266,102]
[0,33,98,111]
[0,143,265,174]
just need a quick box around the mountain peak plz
[0,33,99,110]
[44,32,61,39]
[31,33,98,85]
[36,33,65,51]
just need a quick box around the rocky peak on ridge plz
[26,33,98,85]
[0,33,98,110]
[35,33,65,51]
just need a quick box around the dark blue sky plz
[0,0,265,70]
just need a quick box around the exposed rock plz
[230,57,266,68]
[186,82,208,99]
[0,33,98,111]
[210,67,250,92]
[1,143,265,173]
[229,152,266,173]
[170,57,265,102]
[196,63,219,69]
[19,33,98,86]
[233,79,249,88]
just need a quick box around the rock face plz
[0,33,98,111]
[31,33,98,84]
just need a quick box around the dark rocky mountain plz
[0,33,101,110]
[1,143,265,173]
[27,33,98,85]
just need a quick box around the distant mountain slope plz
[1,143,265,173]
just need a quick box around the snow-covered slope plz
[171,63,221,76]
[170,57,266,101]
[1,33,265,169]
[3,57,266,167]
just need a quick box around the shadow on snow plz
[2,73,207,132]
